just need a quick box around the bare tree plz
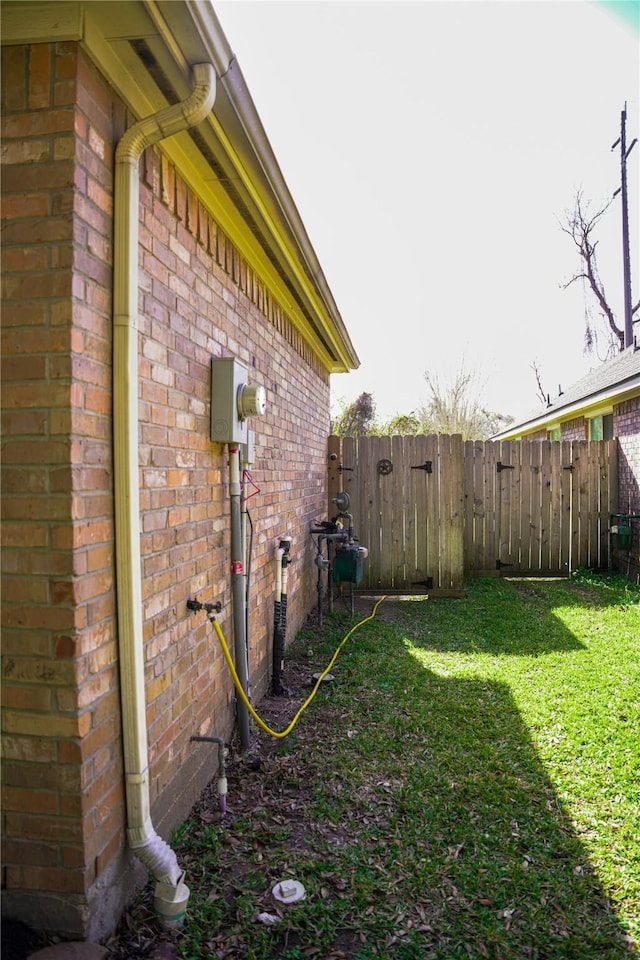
[560,190,625,356]
[417,367,513,440]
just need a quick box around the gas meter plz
[333,544,368,585]
[211,357,266,444]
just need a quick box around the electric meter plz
[211,357,267,444]
[238,383,266,419]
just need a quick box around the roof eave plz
[1,0,359,375]
[492,374,640,440]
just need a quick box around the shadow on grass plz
[112,582,637,960]
[377,577,589,655]
[320,619,637,958]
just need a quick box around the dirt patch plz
[18,601,394,960]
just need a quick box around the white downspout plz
[113,63,216,923]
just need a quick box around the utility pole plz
[612,102,637,349]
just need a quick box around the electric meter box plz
[211,357,266,444]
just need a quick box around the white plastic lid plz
[272,879,306,903]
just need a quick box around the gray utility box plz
[210,357,266,445]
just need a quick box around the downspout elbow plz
[116,63,216,161]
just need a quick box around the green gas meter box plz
[616,524,633,550]
[333,545,366,585]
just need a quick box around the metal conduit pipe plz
[113,63,216,925]
[229,447,251,749]
[279,537,292,678]
[240,451,254,684]
[312,530,347,624]
[272,544,284,694]
[272,537,291,695]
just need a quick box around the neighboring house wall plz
[615,396,640,582]
[559,417,586,441]
[615,396,640,512]
[518,397,639,580]
[2,42,331,940]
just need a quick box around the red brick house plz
[492,346,640,579]
[1,0,358,942]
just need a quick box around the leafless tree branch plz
[560,190,624,352]
[530,361,548,406]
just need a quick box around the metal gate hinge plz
[338,463,353,473]
[496,559,514,569]
[497,462,514,473]
[563,464,574,471]
[411,461,433,474]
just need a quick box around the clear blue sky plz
[215,0,639,422]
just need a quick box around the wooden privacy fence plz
[327,435,618,594]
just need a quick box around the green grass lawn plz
[114,571,639,960]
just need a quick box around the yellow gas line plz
[210,596,387,739]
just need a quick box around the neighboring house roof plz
[492,345,640,440]
[1,0,359,375]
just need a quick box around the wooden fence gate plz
[327,434,465,595]
[327,435,618,594]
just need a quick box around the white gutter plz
[113,62,216,924]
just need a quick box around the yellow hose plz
[211,596,387,739]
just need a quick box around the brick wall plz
[559,416,586,441]
[614,396,640,582]
[2,42,332,940]
[1,41,126,936]
[135,145,331,834]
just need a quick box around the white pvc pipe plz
[281,557,289,599]
[275,548,284,603]
[113,63,216,924]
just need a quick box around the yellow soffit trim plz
[1,0,355,374]
[207,122,350,360]
[146,1,353,372]
[0,1,83,42]
[170,137,344,366]
[88,6,343,366]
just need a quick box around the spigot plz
[186,598,222,616]
[278,536,293,566]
